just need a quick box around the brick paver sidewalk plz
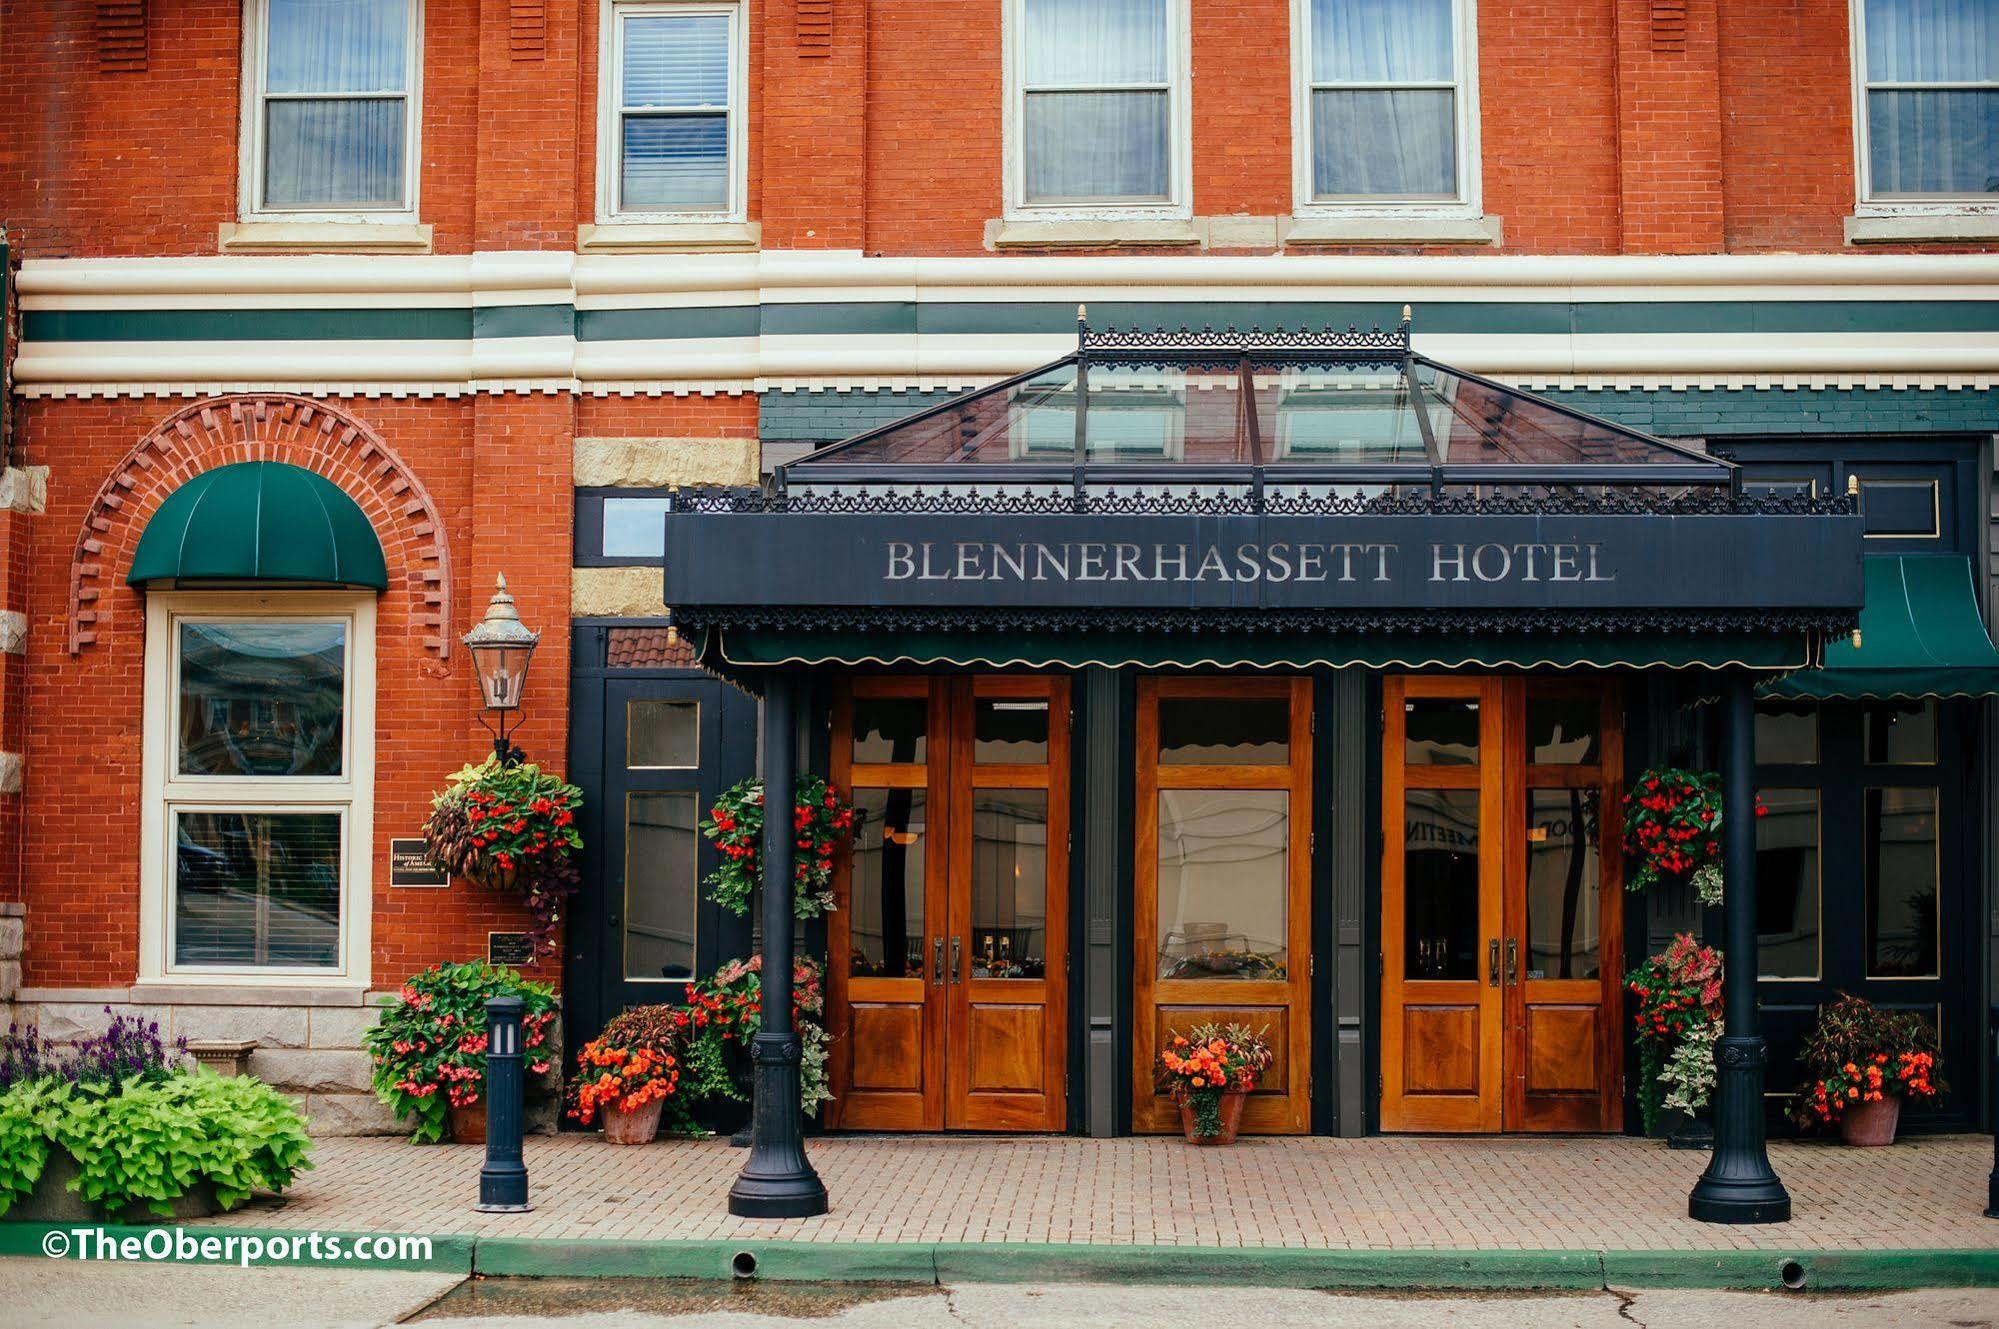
[208,1133,1999,1251]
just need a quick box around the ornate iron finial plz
[1402,304,1413,325]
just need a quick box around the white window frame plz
[139,591,376,988]
[1849,0,1999,214]
[1002,0,1194,220]
[595,0,749,225]
[237,0,424,224]
[1289,0,1482,218]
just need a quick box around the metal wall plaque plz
[487,932,535,966]
[390,839,449,888]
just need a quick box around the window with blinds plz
[602,1,744,219]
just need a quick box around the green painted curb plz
[929,1244,1607,1288]
[0,1223,472,1272]
[473,1237,939,1283]
[1601,1248,1999,1291]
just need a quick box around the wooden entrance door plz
[1380,677,1624,1133]
[1133,677,1313,1134]
[826,676,1070,1131]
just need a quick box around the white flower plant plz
[1660,1018,1721,1116]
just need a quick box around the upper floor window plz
[241,0,421,218]
[1295,0,1477,209]
[1854,0,1998,203]
[1009,0,1189,213]
[597,0,745,221]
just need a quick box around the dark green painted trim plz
[25,298,1999,344]
[2,1227,1993,1289]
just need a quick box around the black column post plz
[1689,673,1791,1224]
[1985,1004,1998,1218]
[728,671,829,1218]
[474,995,530,1212]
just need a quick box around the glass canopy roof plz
[788,324,1730,488]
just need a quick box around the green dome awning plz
[1758,555,1999,701]
[127,461,388,590]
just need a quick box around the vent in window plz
[96,0,147,72]
[796,0,833,56]
[512,0,547,60]
[1650,0,1688,53]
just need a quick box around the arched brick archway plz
[66,394,454,658]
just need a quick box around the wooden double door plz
[1381,677,1625,1133]
[826,676,1070,1131]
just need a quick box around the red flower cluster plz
[1156,1024,1273,1101]
[1790,994,1944,1129]
[701,776,857,919]
[568,1040,681,1125]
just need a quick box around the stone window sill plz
[218,220,433,254]
[1845,212,1999,245]
[988,218,1202,250]
[1281,214,1502,247]
[578,221,761,253]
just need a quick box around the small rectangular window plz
[1299,0,1473,205]
[601,496,673,559]
[244,0,420,216]
[1855,0,1999,202]
[1015,0,1181,208]
[601,1,743,220]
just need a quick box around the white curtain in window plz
[1864,0,1999,196]
[621,13,731,211]
[261,0,411,209]
[1022,0,1170,202]
[1309,0,1457,199]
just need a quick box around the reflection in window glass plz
[1755,702,1818,765]
[627,700,697,768]
[969,790,1048,978]
[602,497,671,558]
[1756,788,1820,980]
[174,810,342,968]
[1157,697,1288,764]
[1405,699,1478,766]
[849,789,926,977]
[1864,700,1936,765]
[974,698,1049,764]
[1525,696,1598,765]
[1867,787,1939,978]
[624,792,697,981]
[1156,789,1288,980]
[852,698,927,764]
[178,621,346,777]
[1405,789,1478,980]
[1524,789,1599,979]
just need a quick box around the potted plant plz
[1627,934,1723,1140]
[568,1036,683,1145]
[1155,1023,1273,1145]
[365,961,559,1144]
[701,775,857,919]
[0,1012,312,1222]
[422,755,585,956]
[1790,993,1943,1146]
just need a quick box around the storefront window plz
[1404,788,1478,979]
[1756,788,1821,980]
[1524,790,1599,980]
[1755,701,1818,765]
[849,789,927,977]
[1866,787,1940,978]
[1155,789,1288,979]
[623,791,698,980]
[969,790,1048,978]
[1156,697,1289,764]
[852,698,927,764]
[1404,698,1478,766]
[1864,700,1937,764]
[627,699,698,768]
[973,698,1050,764]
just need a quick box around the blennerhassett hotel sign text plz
[662,512,1866,611]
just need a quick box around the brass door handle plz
[950,936,961,985]
[1505,938,1518,984]
[932,936,944,986]
[1487,939,1500,987]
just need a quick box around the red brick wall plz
[6,0,1992,258]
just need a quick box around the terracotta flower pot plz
[1178,1089,1249,1145]
[1840,1095,1901,1147]
[448,1099,487,1145]
[602,1096,665,1145]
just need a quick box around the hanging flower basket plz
[1622,767,1762,906]
[422,756,584,956]
[700,776,857,919]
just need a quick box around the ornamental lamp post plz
[465,574,539,766]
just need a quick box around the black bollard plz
[1986,1004,1998,1219]
[475,994,532,1213]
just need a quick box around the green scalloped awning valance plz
[127,461,388,590]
